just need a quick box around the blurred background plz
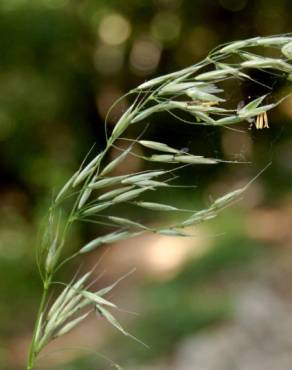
[1,0,292,369]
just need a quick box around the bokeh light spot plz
[144,230,209,280]
[130,38,162,75]
[98,13,131,46]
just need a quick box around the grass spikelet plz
[82,202,112,216]
[89,175,129,189]
[45,234,59,273]
[121,170,166,184]
[55,172,78,203]
[96,305,148,347]
[174,155,218,164]
[112,187,151,203]
[156,228,192,236]
[111,104,135,139]
[81,291,117,308]
[55,312,90,338]
[98,186,134,201]
[135,179,170,188]
[282,41,292,59]
[47,272,91,320]
[73,154,102,188]
[80,231,137,254]
[108,216,148,229]
[211,187,246,209]
[139,140,180,154]
[78,188,92,209]
[219,40,250,53]
[100,146,132,177]
[134,201,186,211]
[194,67,237,81]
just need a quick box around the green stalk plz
[27,275,52,370]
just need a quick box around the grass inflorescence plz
[27,34,292,369]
